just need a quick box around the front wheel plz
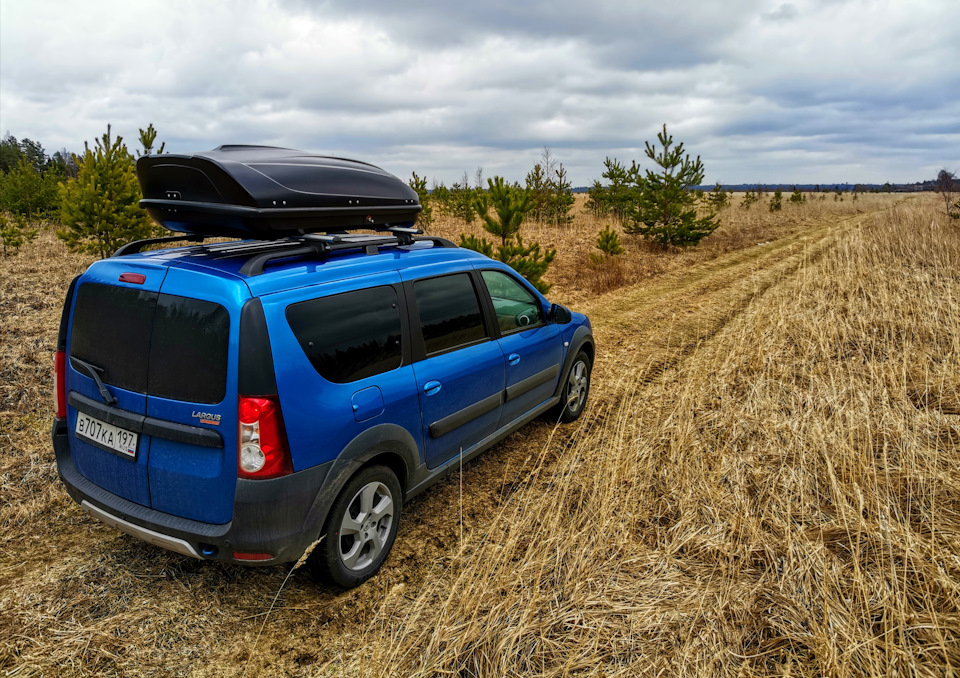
[308,465,402,588]
[554,350,591,422]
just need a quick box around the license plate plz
[75,412,139,459]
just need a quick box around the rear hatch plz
[66,261,239,524]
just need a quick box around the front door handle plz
[508,353,521,366]
[423,380,442,396]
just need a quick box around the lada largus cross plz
[52,146,594,587]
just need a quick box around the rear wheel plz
[308,465,402,588]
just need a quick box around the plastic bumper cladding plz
[52,419,334,565]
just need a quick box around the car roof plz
[113,239,493,297]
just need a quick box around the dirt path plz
[0,203,903,677]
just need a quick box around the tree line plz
[0,123,725,290]
[0,124,165,256]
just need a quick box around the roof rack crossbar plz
[236,230,461,276]
[111,227,457,275]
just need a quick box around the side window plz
[414,273,488,355]
[480,270,543,334]
[286,286,403,384]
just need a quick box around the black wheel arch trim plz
[552,327,595,400]
[299,423,420,542]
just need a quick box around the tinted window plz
[481,270,543,334]
[287,286,402,383]
[414,274,487,355]
[70,283,157,393]
[148,295,230,404]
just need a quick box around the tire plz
[308,465,402,588]
[554,350,591,422]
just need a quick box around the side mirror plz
[549,303,572,324]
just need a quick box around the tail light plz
[237,395,292,479]
[54,351,66,419]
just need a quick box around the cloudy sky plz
[1,0,957,186]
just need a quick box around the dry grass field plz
[2,194,958,677]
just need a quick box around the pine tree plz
[408,171,432,227]
[707,182,729,209]
[431,182,451,214]
[595,226,625,256]
[740,190,758,209]
[769,189,783,212]
[450,174,476,223]
[0,134,22,173]
[461,175,554,292]
[459,234,556,294]
[585,157,641,222]
[473,176,530,246]
[137,123,165,156]
[624,124,718,246]
[525,162,550,223]
[548,163,575,225]
[58,125,155,258]
[789,186,806,205]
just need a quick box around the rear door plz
[265,271,422,472]
[66,268,164,507]
[144,267,240,524]
[405,270,505,468]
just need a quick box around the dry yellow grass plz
[336,198,960,676]
[1,194,955,677]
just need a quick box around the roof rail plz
[113,233,207,256]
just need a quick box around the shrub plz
[0,157,61,219]
[0,213,38,256]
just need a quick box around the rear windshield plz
[71,284,156,393]
[69,283,230,404]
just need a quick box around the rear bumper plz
[52,419,334,565]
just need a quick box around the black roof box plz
[137,145,421,239]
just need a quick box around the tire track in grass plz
[305,207,900,676]
[335,205,915,677]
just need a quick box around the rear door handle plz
[508,353,521,366]
[423,380,442,396]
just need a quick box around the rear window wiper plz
[70,357,117,407]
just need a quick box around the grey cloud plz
[762,3,800,21]
[1,0,957,188]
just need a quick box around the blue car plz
[52,148,594,587]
